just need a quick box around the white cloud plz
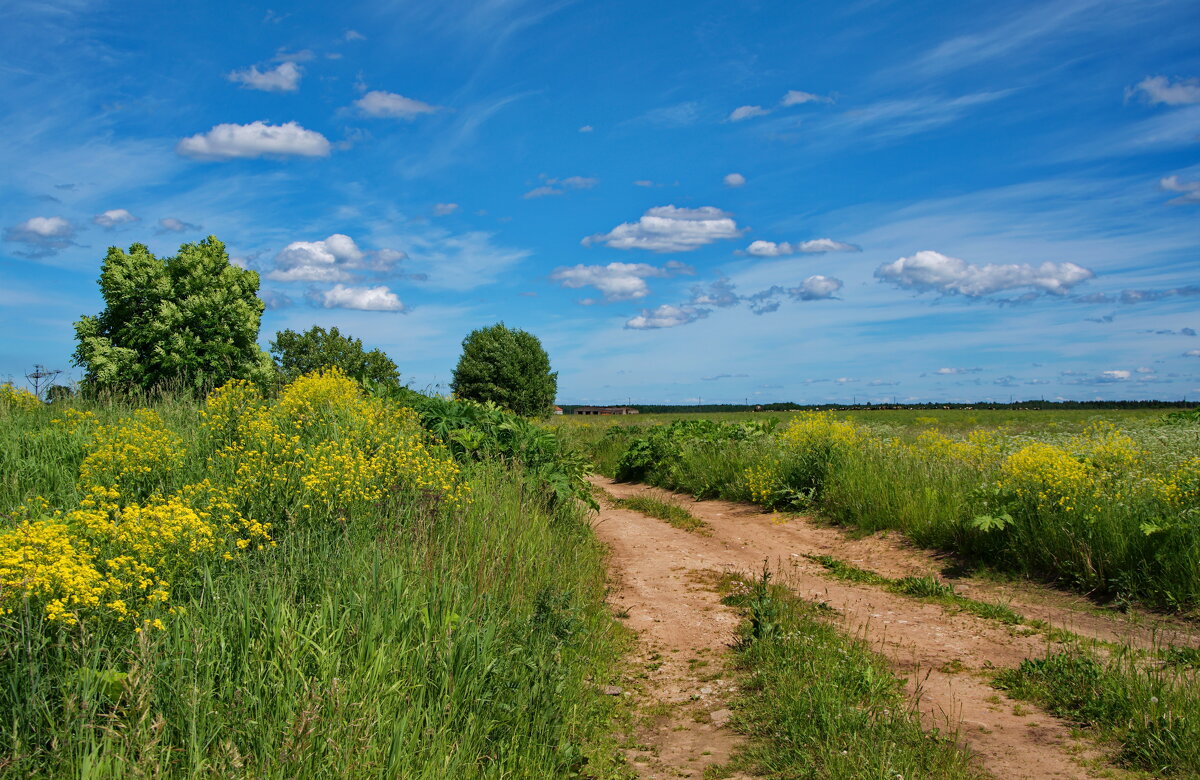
[268,233,405,282]
[1136,366,1154,374]
[729,104,770,121]
[433,203,459,216]
[1185,349,1200,357]
[579,125,594,133]
[1128,76,1200,106]
[321,284,405,311]
[625,304,706,330]
[584,205,743,252]
[158,217,199,233]
[794,275,843,300]
[724,172,746,187]
[745,238,861,256]
[781,90,831,106]
[551,261,684,302]
[4,216,75,255]
[343,29,365,41]
[1102,369,1131,380]
[633,180,654,187]
[176,121,331,159]
[875,250,1093,297]
[354,90,440,119]
[1160,175,1200,205]
[934,367,982,375]
[92,209,138,228]
[523,175,597,199]
[228,61,302,92]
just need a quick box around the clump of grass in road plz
[709,567,982,779]
[611,494,709,534]
[995,645,1200,775]
[807,555,1023,626]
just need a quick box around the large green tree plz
[73,237,274,394]
[450,323,557,417]
[270,326,400,388]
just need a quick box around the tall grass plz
[566,413,1200,611]
[1,377,628,777]
[995,644,1200,775]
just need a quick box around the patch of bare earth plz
[592,476,1198,779]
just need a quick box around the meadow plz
[556,407,1200,612]
[0,376,627,777]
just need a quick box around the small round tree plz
[270,326,400,388]
[450,323,557,417]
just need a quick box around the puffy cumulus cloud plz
[723,172,746,187]
[4,216,75,256]
[550,261,690,303]
[268,234,405,282]
[228,61,302,92]
[321,284,405,312]
[354,90,440,119]
[92,209,138,228]
[584,205,743,252]
[729,104,770,121]
[177,121,331,159]
[745,238,860,256]
[1061,369,1135,385]
[524,175,597,199]
[933,367,982,375]
[1161,175,1200,205]
[875,250,1093,297]
[432,203,459,216]
[781,89,832,106]
[1185,349,1200,357]
[689,277,739,308]
[158,217,200,233]
[625,304,706,330]
[793,275,843,300]
[1127,76,1200,106]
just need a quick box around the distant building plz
[573,405,639,416]
[553,406,564,415]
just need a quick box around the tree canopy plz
[72,237,273,395]
[270,326,400,388]
[450,323,557,417]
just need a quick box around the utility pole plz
[25,364,61,401]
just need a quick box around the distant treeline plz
[559,400,1199,414]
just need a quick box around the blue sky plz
[2,0,1198,404]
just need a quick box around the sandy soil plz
[591,476,1197,779]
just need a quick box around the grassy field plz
[554,407,1200,612]
[0,376,629,777]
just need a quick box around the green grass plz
[807,555,1024,625]
[558,410,1200,611]
[710,568,983,779]
[608,493,709,534]
[0,393,633,777]
[995,646,1200,775]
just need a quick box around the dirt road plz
[591,475,1195,779]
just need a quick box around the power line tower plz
[26,364,62,401]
